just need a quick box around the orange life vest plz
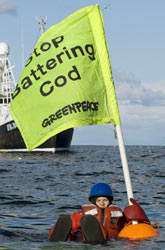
[82,205,124,237]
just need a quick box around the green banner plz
[9,4,120,151]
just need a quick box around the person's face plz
[96,197,110,208]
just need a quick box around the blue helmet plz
[89,183,113,201]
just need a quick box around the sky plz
[0,0,165,146]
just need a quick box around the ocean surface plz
[0,145,164,250]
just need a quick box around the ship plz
[0,42,73,152]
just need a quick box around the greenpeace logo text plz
[42,101,99,127]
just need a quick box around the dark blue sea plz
[0,145,164,249]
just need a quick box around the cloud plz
[73,69,165,145]
[0,0,16,14]
[113,70,165,107]
[112,69,165,131]
[119,104,165,128]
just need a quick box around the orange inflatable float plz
[118,223,159,240]
[118,198,159,240]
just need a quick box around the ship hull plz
[0,120,73,151]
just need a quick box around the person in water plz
[49,182,126,243]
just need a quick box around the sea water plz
[0,145,164,249]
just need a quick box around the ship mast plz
[0,42,16,118]
[36,16,47,35]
